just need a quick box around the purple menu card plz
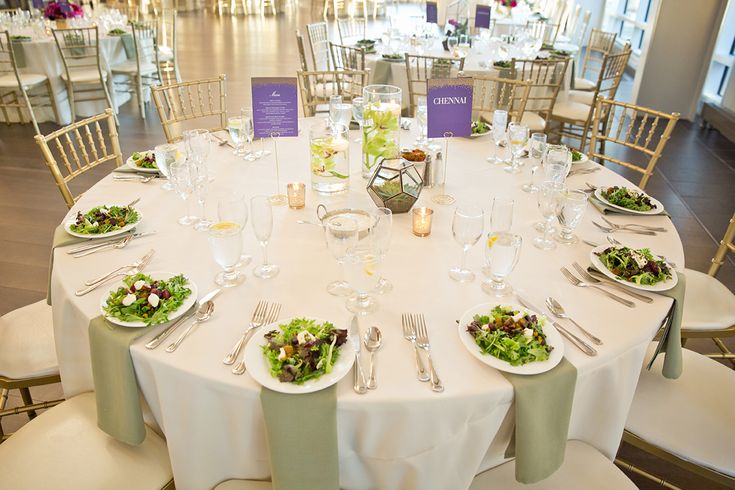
[251,77,299,138]
[427,78,473,138]
[475,5,491,29]
[426,1,437,24]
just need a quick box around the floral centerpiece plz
[442,18,469,51]
[362,85,402,179]
[44,0,84,20]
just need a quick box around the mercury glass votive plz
[287,182,306,209]
[412,207,434,237]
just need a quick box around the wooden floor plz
[0,6,733,489]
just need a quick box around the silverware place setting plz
[571,262,653,303]
[364,326,382,390]
[113,174,157,183]
[567,166,601,177]
[592,220,658,236]
[166,300,216,353]
[67,231,156,257]
[75,249,155,296]
[560,266,635,308]
[544,297,602,345]
[350,315,368,394]
[517,296,597,357]
[403,313,443,392]
[599,216,667,233]
[401,313,429,382]
[231,301,282,375]
[145,288,222,349]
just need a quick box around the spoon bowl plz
[545,297,602,345]
[166,301,215,352]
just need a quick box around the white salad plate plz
[125,151,159,173]
[590,245,678,292]
[244,316,354,394]
[100,271,198,328]
[457,302,564,375]
[594,187,664,216]
[64,205,141,239]
[571,152,589,164]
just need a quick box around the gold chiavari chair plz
[306,21,332,71]
[404,53,465,117]
[558,3,581,41]
[259,0,276,15]
[330,42,365,71]
[469,75,530,125]
[576,28,617,91]
[296,69,368,117]
[337,17,365,44]
[296,30,309,71]
[116,4,141,21]
[156,8,180,83]
[151,74,227,143]
[511,57,569,132]
[52,26,116,124]
[34,109,123,208]
[0,8,22,15]
[588,98,679,190]
[0,31,59,134]
[111,20,162,119]
[549,44,631,151]
[525,21,560,45]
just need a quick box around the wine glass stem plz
[223,265,236,280]
[460,246,468,271]
[261,242,269,266]
[543,217,553,242]
[185,197,191,218]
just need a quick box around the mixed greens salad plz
[103,273,192,325]
[571,149,583,162]
[466,306,553,366]
[130,151,157,169]
[493,60,512,69]
[600,186,656,212]
[10,35,32,41]
[108,28,127,36]
[596,246,672,285]
[70,205,140,234]
[263,318,348,384]
[471,120,491,135]
[382,53,404,61]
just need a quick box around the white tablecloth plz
[51,119,684,489]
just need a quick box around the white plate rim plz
[64,204,141,239]
[243,316,354,394]
[100,271,198,328]
[457,302,564,375]
[594,187,664,216]
[589,244,677,292]
[125,150,159,173]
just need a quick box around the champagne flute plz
[250,195,279,279]
[504,123,528,174]
[169,159,198,226]
[217,192,252,267]
[534,181,566,251]
[329,95,343,125]
[153,143,179,191]
[449,204,484,282]
[371,207,393,294]
[325,215,358,296]
[344,244,382,315]
[352,96,364,142]
[522,132,547,193]
[482,232,522,297]
[192,163,211,232]
[555,190,588,244]
[488,109,507,165]
[208,222,245,287]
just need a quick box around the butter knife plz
[145,288,222,349]
[517,296,597,356]
[349,316,367,394]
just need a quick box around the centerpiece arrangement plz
[361,85,402,179]
[442,18,468,51]
[366,152,424,214]
[310,123,350,194]
[44,0,83,28]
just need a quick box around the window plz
[602,0,653,66]
[702,2,735,104]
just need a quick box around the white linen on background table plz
[51,118,684,489]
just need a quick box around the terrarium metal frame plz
[366,156,424,214]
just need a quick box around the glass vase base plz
[346,295,378,315]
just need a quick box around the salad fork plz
[571,262,653,303]
[401,314,429,382]
[71,234,133,258]
[232,302,281,375]
[592,221,657,236]
[83,249,155,286]
[223,300,268,365]
[560,267,635,308]
[600,216,667,233]
[75,250,155,296]
[413,314,443,392]
[567,166,601,177]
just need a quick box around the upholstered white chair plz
[0,392,174,489]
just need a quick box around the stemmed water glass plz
[488,109,507,165]
[534,181,566,250]
[154,143,178,191]
[522,132,547,193]
[371,207,393,294]
[482,232,522,297]
[325,215,358,296]
[555,190,588,244]
[344,243,382,315]
[192,163,211,232]
[217,192,252,267]
[352,96,364,143]
[329,95,352,128]
[183,129,211,167]
[482,197,514,277]
[543,145,572,184]
[227,115,247,158]
[169,159,198,226]
[415,96,428,146]
[250,195,279,279]
[449,204,484,282]
[240,108,257,161]
[208,222,245,287]
[504,123,528,174]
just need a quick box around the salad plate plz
[64,204,141,239]
[470,121,491,138]
[100,271,197,328]
[458,302,564,375]
[243,316,353,394]
[594,186,663,215]
[590,245,677,292]
[125,151,159,173]
[571,149,589,165]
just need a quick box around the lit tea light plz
[287,182,306,210]
[412,207,433,237]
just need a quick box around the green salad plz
[70,205,140,234]
[382,53,404,61]
[10,35,32,41]
[263,318,348,384]
[471,120,490,135]
[571,149,584,162]
[466,306,553,366]
[108,28,127,36]
[596,246,672,286]
[103,273,192,325]
[130,151,157,169]
[493,60,512,69]
[600,186,656,212]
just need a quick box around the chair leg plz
[19,388,37,420]
[13,91,24,124]
[137,75,146,119]
[45,80,60,126]
[20,86,41,135]
[0,91,10,125]
[0,388,7,441]
[100,77,119,125]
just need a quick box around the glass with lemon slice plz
[208,221,245,287]
[344,245,382,315]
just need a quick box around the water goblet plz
[154,143,179,191]
[555,189,588,244]
[504,123,528,174]
[449,204,484,282]
[217,192,252,267]
[227,116,247,157]
[169,159,198,226]
[208,222,245,287]
[543,145,572,184]
[352,96,364,142]
[482,232,522,297]
[250,195,279,279]
[533,181,566,251]
[344,244,382,315]
[325,215,358,296]
[488,109,508,165]
[183,129,211,166]
[522,133,547,193]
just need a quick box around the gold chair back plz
[709,212,735,277]
[404,53,465,117]
[511,57,569,125]
[151,74,227,143]
[130,19,162,78]
[306,21,331,71]
[580,28,617,81]
[330,42,365,71]
[525,21,560,44]
[469,75,530,124]
[296,30,309,71]
[588,98,679,190]
[0,8,22,15]
[337,18,365,44]
[296,69,368,117]
[34,108,123,208]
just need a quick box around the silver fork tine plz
[592,221,613,233]
[231,301,280,375]
[560,267,635,307]
[223,300,267,365]
[402,313,429,382]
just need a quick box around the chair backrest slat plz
[296,69,368,117]
[469,74,530,124]
[405,53,465,117]
[511,57,568,124]
[306,22,331,71]
[330,42,365,71]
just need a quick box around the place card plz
[426,1,438,24]
[251,77,299,138]
[427,78,473,138]
[475,5,491,29]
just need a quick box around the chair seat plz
[157,46,174,62]
[0,72,48,89]
[682,268,735,331]
[551,99,592,122]
[626,344,735,478]
[0,392,173,490]
[111,61,158,75]
[567,89,595,106]
[469,441,636,489]
[214,479,272,489]
[61,68,107,83]
[574,77,595,91]
[520,111,546,132]
[0,301,58,380]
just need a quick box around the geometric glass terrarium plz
[366,156,424,213]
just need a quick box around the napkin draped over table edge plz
[646,270,686,379]
[47,224,88,306]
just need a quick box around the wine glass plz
[488,109,507,165]
[241,107,256,162]
[482,232,522,297]
[555,190,588,244]
[153,143,179,191]
[534,181,566,251]
[227,116,246,157]
[449,204,484,282]
[543,145,572,184]
[504,123,528,174]
[371,207,393,294]
[217,192,252,267]
[415,96,428,146]
[344,244,382,315]
[169,159,198,226]
[522,133,547,193]
[352,96,364,142]
[325,215,358,296]
[250,195,279,279]
[183,129,211,166]
[490,197,514,233]
[208,222,245,287]
[329,95,343,125]
[192,163,211,232]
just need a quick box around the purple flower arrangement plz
[44,0,84,20]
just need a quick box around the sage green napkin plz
[47,224,89,305]
[89,315,151,445]
[503,358,577,484]
[11,40,27,69]
[260,386,339,490]
[646,271,685,379]
[371,60,392,85]
[120,33,136,60]
[589,194,670,217]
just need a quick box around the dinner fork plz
[402,314,429,382]
[75,250,155,296]
[413,314,443,392]
[567,166,601,177]
[560,267,635,308]
[592,220,657,236]
[71,234,133,258]
[232,302,281,375]
[223,300,268,365]
[600,216,667,233]
[571,262,653,303]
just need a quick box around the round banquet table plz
[51,118,684,490]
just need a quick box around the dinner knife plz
[517,296,597,357]
[145,288,223,349]
[67,231,156,254]
[349,315,368,394]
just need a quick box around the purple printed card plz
[475,5,491,29]
[251,77,299,138]
[427,78,473,138]
[426,1,438,24]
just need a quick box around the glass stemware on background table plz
[154,143,178,191]
[534,181,567,251]
[170,158,198,226]
[521,132,547,193]
[449,204,484,282]
[489,109,508,166]
[325,215,359,297]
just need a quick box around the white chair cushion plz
[520,112,546,132]
[682,268,735,331]
[551,100,592,122]
[469,441,636,489]
[0,72,48,89]
[626,343,735,478]
[0,392,173,490]
[111,61,158,75]
[567,89,595,106]
[574,77,595,91]
[61,68,107,83]
[214,479,272,489]
[0,301,58,379]
[157,46,174,62]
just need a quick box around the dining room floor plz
[0,5,733,489]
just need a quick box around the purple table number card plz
[426,1,438,24]
[427,78,473,138]
[251,77,299,138]
[475,5,491,29]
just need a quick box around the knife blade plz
[517,295,597,356]
[145,288,223,349]
[349,315,367,394]
[67,231,156,254]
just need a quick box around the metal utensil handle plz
[413,343,430,382]
[353,353,367,394]
[367,351,377,390]
[75,271,125,296]
[566,318,602,345]
[145,311,195,349]
[591,274,654,303]
[73,241,118,258]
[425,354,443,392]
[85,264,133,285]
[589,284,635,307]
[223,330,249,365]
[555,323,597,356]
[166,320,199,353]
[68,237,120,254]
